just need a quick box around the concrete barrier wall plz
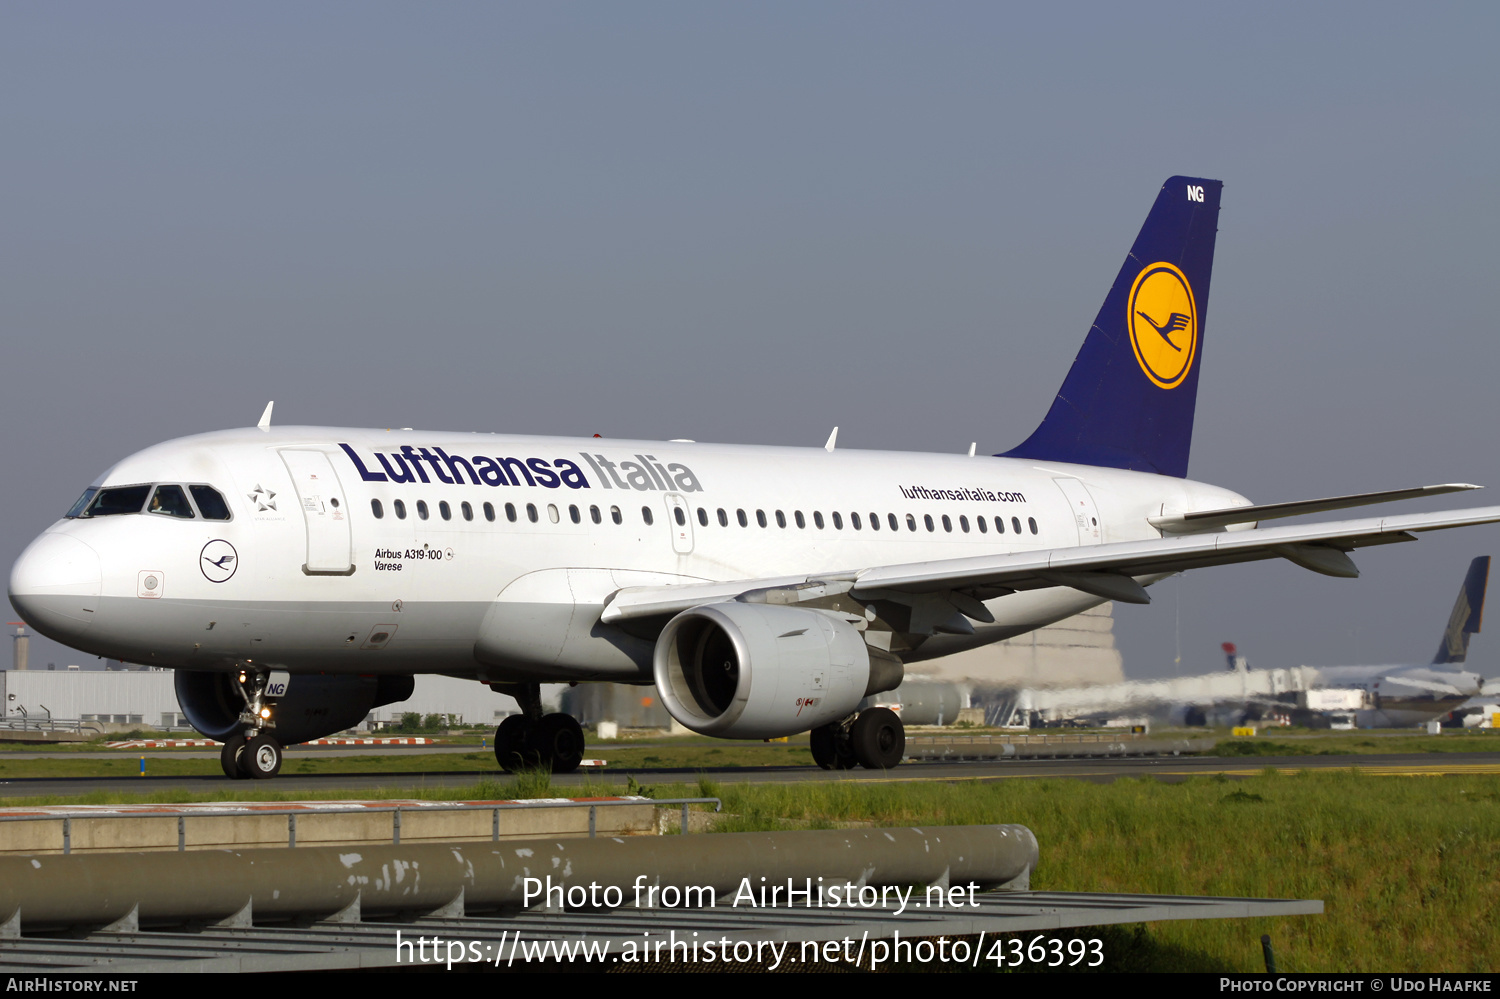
[0,801,661,855]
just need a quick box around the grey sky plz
[4,3,1497,680]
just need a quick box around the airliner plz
[1304,555,1489,728]
[11,176,1500,780]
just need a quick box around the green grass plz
[1212,730,1500,756]
[3,767,1494,970]
[665,771,1500,972]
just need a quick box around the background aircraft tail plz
[1002,176,1222,478]
[1432,556,1490,664]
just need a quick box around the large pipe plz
[0,825,1037,930]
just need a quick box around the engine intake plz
[654,602,892,739]
[175,671,414,744]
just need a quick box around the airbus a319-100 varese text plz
[11,176,1500,780]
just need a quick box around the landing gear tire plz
[536,713,585,774]
[850,708,905,770]
[220,734,248,780]
[494,714,533,772]
[810,723,857,771]
[241,734,283,779]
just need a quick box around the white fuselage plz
[10,426,1250,684]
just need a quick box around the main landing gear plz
[491,682,585,774]
[810,707,905,771]
[219,668,285,780]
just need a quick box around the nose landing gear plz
[218,667,286,780]
[490,682,585,774]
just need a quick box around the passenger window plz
[976,515,987,533]
[394,499,407,520]
[611,505,622,525]
[641,506,654,526]
[941,515,951,533]
[547,504,560,524]
[737,509,748,527]
[1028,517,1038,535]
[756,510,767,528]
[591,505,602,524]
[569,504,581,524]
[775,510,786,528]
[148,485,195,519]
[85,484,152,517]
[697,508,708,527]
[189,485,232,521]
[1011,517,1022,534]
[439,501,452,521]
[526,503,538,523]
[794,511,805,528]
[959,515,969,533]
[718,508,728,527]
[812,511,823,529]
[923,514,934,532]
[484,502,496,522]
[995,516,1004,534]
[832,512,843,530]
[889,513,899,531]
[674,507,686,526]
[906,514,917,532]
[371,499,384,519]
[505,502,517,523]
[417,500,430,521]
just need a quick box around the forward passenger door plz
[280,450,355,574]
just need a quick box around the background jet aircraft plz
[1305,555,1488,728]
[984,557,1489,730]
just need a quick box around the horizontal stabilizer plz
[1150,484,1481,534]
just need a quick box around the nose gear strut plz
[219,667,286,780]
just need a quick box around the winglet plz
[257,401,274,431]
[824,427,838,452]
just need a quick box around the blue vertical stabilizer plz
[1432,556,1490,665]
[1002,176,1222,478]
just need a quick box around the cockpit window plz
[189,485,232,521]
[65,488,99,519]
[83,485,152,517]
[148,485,195,519]
[70,483,234,521]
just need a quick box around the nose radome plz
[8,533,102,642]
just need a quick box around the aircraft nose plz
[8,533,102,643]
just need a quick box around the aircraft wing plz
[1147,483,1480,534]
[1368,673,1482,697]
[600,505,1500,623]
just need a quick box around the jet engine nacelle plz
[174,670,415,745]
[653,602,897,739]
